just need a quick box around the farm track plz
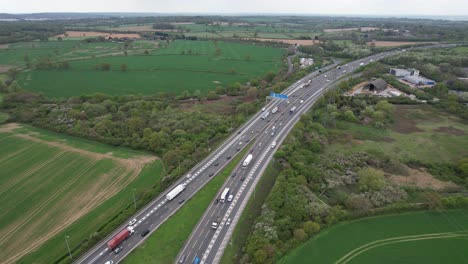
[335,232,468,264]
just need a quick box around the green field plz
[17,40,285,97]
[124,144,250,263]
[328,105,468,164]
[0,123,161,264]
[280,209,468,264]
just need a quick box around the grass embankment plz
[221,164,280,264]
[17,40,284,97]
[124,145,251,263]
[279,209,468,264]
[0,124,161,264]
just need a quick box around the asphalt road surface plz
[173,47,437,264]
[75,43,457,264]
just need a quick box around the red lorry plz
[107,227,134,250]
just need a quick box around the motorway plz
[74,59,339,264]
[174,50,410,264]
[76,43,457,264]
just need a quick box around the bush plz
[358,167,385,192]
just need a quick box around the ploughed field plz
[0,123,160,264]
[16,40,284,97]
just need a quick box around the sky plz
[2,0,468,16]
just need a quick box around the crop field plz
[17,40,284,97]
[0,123,160,264]
[327,105,468,165]
[0,39,156,68]
[280,209,468,264]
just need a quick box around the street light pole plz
[132,189,137,210]
[65,235,72,260]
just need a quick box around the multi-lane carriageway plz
[76,45,455,264]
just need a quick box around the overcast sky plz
[2,0,468,16]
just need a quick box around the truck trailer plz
[242,154,253,168]
[166,184,186,201]
[107,227,134,250]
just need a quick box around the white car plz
[226,218,231,225]
[262,107,266,112]
[128,218,137,226]
[105,261,114,264]
[324,75,327,78]
[300,100,304,104]
[227,194,233,202]
[258,142,262,147]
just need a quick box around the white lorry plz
[166,184,185,201]
[242,154,253,168]
[220,188,230,203]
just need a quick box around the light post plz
[132,189,137,210]
[65,235,72,260]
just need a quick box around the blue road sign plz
[270,92,288,99]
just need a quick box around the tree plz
[144,50,149,55]
[120,64,128,72]
[101,63,111,71]
[206,91,218,100]
[375,100,395,114]
[345,195,373,212]
[358,167,385,192]
[253,249,267,264]
[303,221,320,236]
[294,228,306,241]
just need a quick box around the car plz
[258,142,262,147]
[186,173,192,179]
[178,255,187,263]
[105,261,114,264]
[208,172,214,177]
[231,172,237,178]
[214,198,219,204]
[226,156,231,160]
[236,147,241,151]
[279,122,283,126]
[214,162,219,167]
[240,176,245,181]
[128,218,137,226]
[193,257,201,264]
[237,131,241,134]
[271,132,275,137]
[178,199,185,204]
[239,141,242,145]
[300,100,304,104]
[113,246,123,254]
[262,107,266,112]
[246,138,250,142]
[324,75,327,78]
[227,194,234,202]
[211,216,221,229]
[141,229,150,237]
[327,79,330,82]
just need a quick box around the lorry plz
[166,184,186,201]
[271,106,278,114]
[261,112,269,120]
[220,188,230,203]
[290,106,297,114]
[242,154,253,168]
[107,227,134,250]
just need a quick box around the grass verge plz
[123,145,251,263]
